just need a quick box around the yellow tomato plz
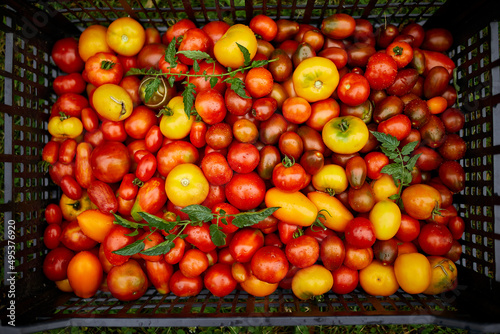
[240,272,278,297]
[214,24,257,69]
[359,260,399,296]
[165,163,209,207]
[423,256,458,295]
[48,115,83,139]
[77,209,115,243]
[106,17,146,56]
[369,200,401,240]
[60,191,94,221]
[371,173,400,203]
[265,188,318,226]
[92,84,134,121]
[292,57,339,103]
[292,264,333,300]
[78,25,113,62]
[55,278,73,293]
[311,164,348,195]
[394,253,432,294]
[322,116,369,154]
[159,96,194,140]
[307,191,353,232]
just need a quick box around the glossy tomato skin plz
[67,251,103,299]
[331,265,359,294]
[178,28,212,66]
[418,223,453,256]
[52,37,85,73]
[137,43,167,70]
[184,222,217,253]
[285,235,319,268]
[45,203,63,225]
[90,141,130,184]
[401,184,442,220]
[321,13,355,39]
[272,159,307,193]
[377,114,412,141]
[60,220,98,252]
[43,246,75,281]
[103,225,136,266]
[365,53,398,90]
[157,141,199,177]
[229,228,265,263]
[439,160,465,193]
[107,259,148,301]
[337,73,370,107]
[204,263,237,297]
[251,245,289,284]
[344,217,376,248]
[53,73,86,96]
[225,172,266,211]
[146,259,174,294]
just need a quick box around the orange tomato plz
[359,260,399,296]
[394,252,432,294]
[307,191,353,232]
[426,96,448,114]
[55,278,73,292]
[77,209,115,243]
[265,188,318,227]
[106,17,146,56]
[67,251,103,298]
[79,25,113,62]
[240,271,278,297]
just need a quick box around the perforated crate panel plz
[1,0,500,332]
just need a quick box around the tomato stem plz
[101,60,116,70]
[282,155,295,168]
[392,45,404,56]
[338,118,350,132]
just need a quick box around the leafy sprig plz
[371,131,421,203]
[112,205,280,256]
[127,38,276,118]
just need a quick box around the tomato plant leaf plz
[125,67,145,76]
[144,77,161,104]
[236,42,252,66]
[401,140,419,156]
[251,59,269,68]
[193,59,200,73]
[388,194,400,200]
[381,163,400,176]
[181,204,214,222]
[232,207,280,228]
[177,50,211,61]
[165,37,178,64]
[140,239,175,256]
[209,76,218,89]
[113,213,142,229]
[224,77,250,99]
[406,153,421,170]
[168,75,176,88]
[125,229,139,237]
[371,131,400,151]
[146,68,163,75]
[138,212,177,231]
[112,239,145,256]
[181,81,196,118]
[209,224,226,247]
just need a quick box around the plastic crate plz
[1,0,500,332]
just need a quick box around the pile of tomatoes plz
[42,12,466,302]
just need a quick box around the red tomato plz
[85,52,124,87]
[169,270,203,297]
[201,152,233,186]
[227,142,260,174]
[163,18,196,44]
[250,14,278,42]
[107,259,148,301]
[43,246,75,281]
[395,214,420,242]
[250,245,289,284]
[136,43,167,70]
[282,97,311,124]
[101,120,127,142]
[439,160,465,193]
[204,263,237,297]
[364,151,389,180]
[59,138,77,164]
[156,141,199,177]
[337,73,370,107]
[44,224,62,249]
[60,220,98,251]
[225,172,266,211]
[178,28,212,66]
[179,249,209,278]
[344,217,376,248]
[51,37,84,73]
[386,41,413,68]
[331,265,359,294]
[418,223,453,256]
[272,157,307,193]
[364,53,398,90]
[377,114,412,141]
[448,216,465,240]
[53,73,86,96]
[45,203,63,225]
[124,106,158,139]
[245,67,274,99]
[55,93,89,118]
[103,225,136,266]
[229,228,265,263]
[146,259,174,295]
[90,141,130,184]
[202,21,231,45]
[285,235,319,268]
[184,222,217,253]
[195,88,227,125]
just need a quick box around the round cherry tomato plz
[85,52,124,87]
[337,73,370,107]
[344,217,376,248]
[225,172,266,211]
[401,184,442,220]
[285,235,319,268]
[272,156,307,193]
[204,263,237,297]
[125,105,158,140]
[251,246,289,284]
[90,141,130,184]
[364,52,398,90]
[43,246,75,281]
[418,223,454,256]
[52,37,85,73]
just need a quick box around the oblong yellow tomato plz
[166,163,209,207]
[423,256,458,295]
[369,200,401,240]
[292,57,339,103]
[159,96,194,140]
[359,260,399,296]
[106,17,146,56]
[371,173,400,203]
[312,164,348,195]
[322,116,369,154]
[394,253,432,294]
[77,209,115,243]
[214,24,257,69]
[92,84,134,121]
[292,264,333,300]
[79,25,113,62]
[307,191,353,232]
[265,187,318,227]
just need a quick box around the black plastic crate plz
[1,0,500,332]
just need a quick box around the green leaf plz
[193,59,200,73]
[224,77,250,99]
[401,140,419,156]
[181,82,196,118]
[140,239,175,256]
[138,212,177,231]
[181,204,214,222]
[380,163,401,176]
[406,153,422,170]
[251,59,269,68]
[388,194,400,200]
[112,239,145,256]
[371,131,399,151]
[209,76,218,89]
[232,207,280,228]
[165,37,178,64]
[125,67,145,76]
[125,229,139,237]
[168,75,176,88]
[209,224,227,247]
[177,50,211,61]
[113,213,142,229]
[236,42,251,66]
[144,77,161,104]
[145,68,163,75]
